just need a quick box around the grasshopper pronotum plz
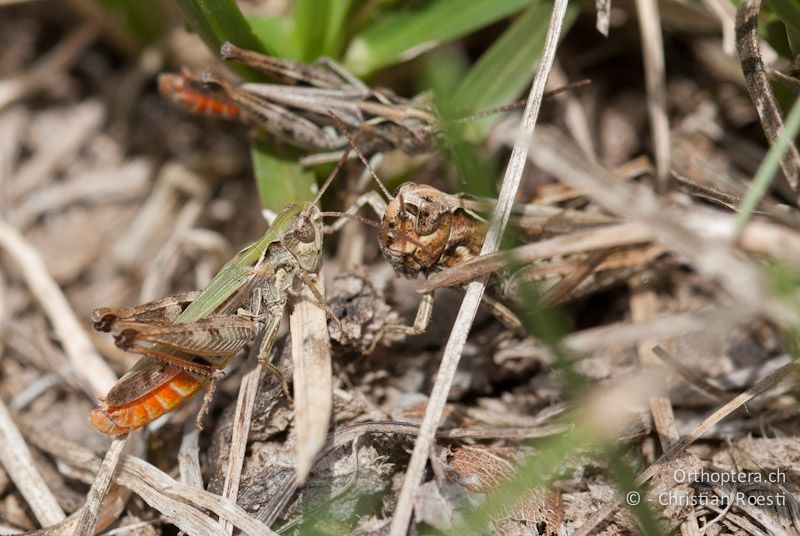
[89,155,349,436]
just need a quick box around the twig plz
[635,0,671,192]
[0,397,64,526]
[178,417,204,490]
[652,345,727,401]
[220,362,262,536]
[74,437,127,535]
[736,0,800,196]
[702,0,736,55]
[388,0,570,533]
[22,422,277,536]
[291,269,332,483]
[0,220,117,398]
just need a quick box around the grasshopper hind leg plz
[195,373,221,432]
[385,291,434,335]
[254,306,293,402]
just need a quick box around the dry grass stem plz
[419,221,652,292]
[736,0,800,195]
[388,0,570,532]
[0,397,64,526]
[291,270,333,483]
[702,0,736,54]
[562,306,746,355]
[635,0,671,191]
[178,421,203,490]
[551,63,596,159]
[526,127,797,326]
[220,362,262,535]
[0,220,116,398]
[0,107,28,185]
[74,437,127,535]
[23,422,277,535]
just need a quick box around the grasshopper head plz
[379,183,454,276]
[286,203,323,273]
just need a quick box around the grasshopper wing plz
[103,358,183,407]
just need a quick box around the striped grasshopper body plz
[159,44,586,163]
[157,43,436,156]
[91,203,323,435]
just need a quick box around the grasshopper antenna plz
[452,79,591,124]
[312,144,353,206]
[320,211,433,255]
[327,110,394,201]
[320,211,382,231]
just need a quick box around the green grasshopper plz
[90,157,347,436]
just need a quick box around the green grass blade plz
[452,1,578,135]
[251,141,317,212]
[175,0,268,78]
[343,0,533,76]
[766,0,800,30]
[323,0,354,58]
[246,15,297,58]
[292,0,328,61]
[734,95,800,237]
[292,0,353,60]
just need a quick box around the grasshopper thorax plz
[379,183,488,278]
[379,183,457,277]
[284,203,323,273]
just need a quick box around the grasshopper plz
[159,43,588,162]
[89,156,348,436]
[327,118,666,335]
[158,71,242,121]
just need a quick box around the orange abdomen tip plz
[90,372,203,436]
[90,408,131,436]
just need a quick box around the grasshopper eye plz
[294,216,316,243]
[415,204,438,236]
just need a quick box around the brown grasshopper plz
[159,42,588,163]
[89,155,349,436]
[327,117,667,335]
